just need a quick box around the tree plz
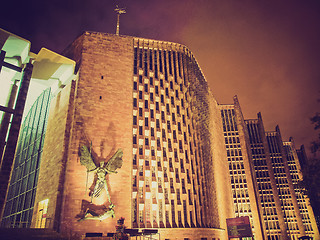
[310,112,320,154]
[301,109,320,221]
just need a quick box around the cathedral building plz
[30,32,233,239]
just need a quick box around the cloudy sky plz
[1,0,320,155]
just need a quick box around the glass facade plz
[1,88,51,228]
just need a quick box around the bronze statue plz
[78,144,123,221]
[76,200,115,221]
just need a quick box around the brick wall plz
[60,32,134,237]
[31,80,75,230]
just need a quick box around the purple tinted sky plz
[1,0,320,155]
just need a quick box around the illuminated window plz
[35,199,49,228]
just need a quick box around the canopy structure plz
[26,47,76,115]
[0,28,76,221]
[0,28,76,116]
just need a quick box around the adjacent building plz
[218,96,319,240]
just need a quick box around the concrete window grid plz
[220,107,257,232]
[246,123,283,235]
[282,140,314,235]
[267,132,307,239]
[294,189,314,230]
[132,45,208,229]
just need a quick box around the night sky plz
[1,0,320,156]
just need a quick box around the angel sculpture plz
[80,144,123,204]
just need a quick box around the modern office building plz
[1,29,319,240]
[265,127,306,239]
[244,116,319,240]
[218,95,319,240]
[283,139,319,237]
[245,116,289,240]
[219,97,266,240]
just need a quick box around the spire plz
[114,5,126,36]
